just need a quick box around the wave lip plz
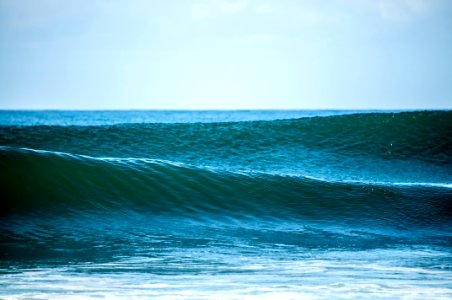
[4,146,451,190]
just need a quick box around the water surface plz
[1,110,451,299]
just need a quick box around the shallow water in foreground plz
[0,110,451,299]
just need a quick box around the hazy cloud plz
[0,0,451,109]
[340,0,443,22]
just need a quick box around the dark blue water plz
[1,110,451,299]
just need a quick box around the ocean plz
[0,110,451,299]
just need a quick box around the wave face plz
[1,146,451,225]
[1,111,452,299]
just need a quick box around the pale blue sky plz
[0,0,451,109]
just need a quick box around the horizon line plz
[0,108,451,111]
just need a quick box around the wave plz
[1,147,451,228]
[1,111,451,183]
[1,111,451,158]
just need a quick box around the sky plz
[0,0,451,110]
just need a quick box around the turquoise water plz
[1,110,451,299]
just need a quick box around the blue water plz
[0,109,380,125]
[0,110,451,299]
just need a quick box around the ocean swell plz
[1,146,451,228]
